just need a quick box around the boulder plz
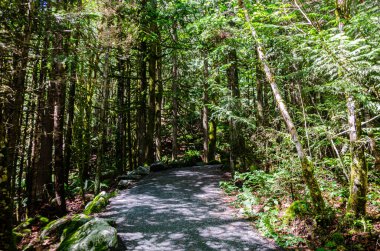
[150,162,167,172]
[40,214,92,240]
[117,180,133,189]
[40,216,71,240]
[83,191,109,215]
[117,172,142,181]
[57,218,118,251]
[134,166,150,175]
[60,214,93,241]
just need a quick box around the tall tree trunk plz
[126,59,133,170]
[146,43,157,164]
[345,96,367,216]
[137,41,147,166]
[202,55,209,163]
[95,50,110,195]
[239,0,325,214]
[64,25,80,185]
[208,119,217,161]
[255,49,265,127]
[335,0,367,217]
[227,48,245,172]
[0,109,16,250]
[51,27,67,214]
[116,51,126,174]
[155,41,163,161]
[171,23,179,161]
[32,25,53,210]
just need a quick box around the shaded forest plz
[1,0,379,249]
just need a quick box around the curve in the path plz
[100,165,280,251]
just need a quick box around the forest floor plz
[99,165,280,250]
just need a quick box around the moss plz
[12,231,24,243]
[60,214,92,241]
[38,216,50,225]
[330,232,344,245]
[57,218,118,251]
[83,191,113,215]
[283,200,310,224]
[40,216,71,240]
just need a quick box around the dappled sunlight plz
[100,166,278,250]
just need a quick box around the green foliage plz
[182,149,202,166]
[283,200,310,224]
[219,181,238,194]
[83,191,114,215]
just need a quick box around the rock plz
[60,214,93,241]
[57,218,118,251]
[117,180,133,189]
[83,191,109,215]
[150,162,167,172]
[117,172,142,181]
[40,216,71,239]
[134,166,150,175]
[40,214,92,240]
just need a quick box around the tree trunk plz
[51,29,67,214]
[155,41,163,161]
[0,111,16,251]
[95,50,110,195]
[255,49,265,127]
[239,0,325,214]
[335,0,367,217]
[171,23,179,161]
[202,56,209,163]
[137,41,147,166]
[346,96,367,217]
[227,48,245,172]
[208,119,217,161]
[126,59,133,170]
[146,41,157,164]
[116,50,126,174]
[32,28,53,209]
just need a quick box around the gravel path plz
[101,165,280,251]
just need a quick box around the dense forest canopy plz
[1,0,379,249]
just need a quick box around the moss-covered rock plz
[83,191,110,215]
[57,218,118,251]
[40,214,92,240]
[134,166,150,175]
[60,214,93,241]
[14,215,49,233]
[40,216,72,240]
[117,179,133,189]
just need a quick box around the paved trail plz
[101,165,279,251]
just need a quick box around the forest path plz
[100,165,279,251]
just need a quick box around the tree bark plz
[202,55,209,163]
[116,51,126,174]
[171,23,179,161]
[346,96,367,216]
[155,41,163,161]
[227,48,245,172]
[51,27,67,214]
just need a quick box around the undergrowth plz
[220,169,380,250]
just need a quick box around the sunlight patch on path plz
[100,165,279,251]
